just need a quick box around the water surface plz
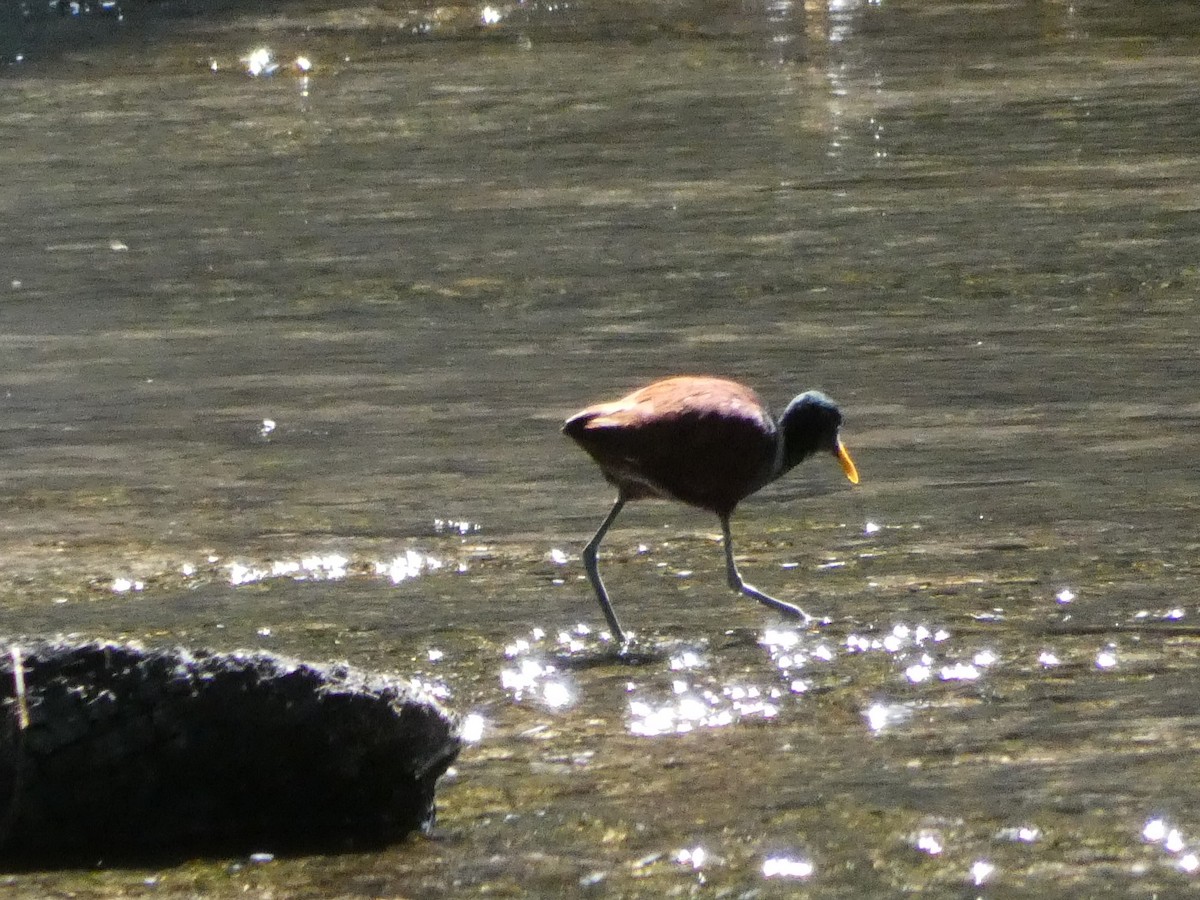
[2,0,1200,895]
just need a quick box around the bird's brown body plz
[563,377,779,516]
[564,375,859,644]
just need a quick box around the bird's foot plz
[739,583,817,625]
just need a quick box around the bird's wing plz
[572,405,777,512]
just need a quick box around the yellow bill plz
[836,440,859,484]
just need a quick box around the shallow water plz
[2,0,1200,895]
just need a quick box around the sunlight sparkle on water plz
[864,520,881,535]
[375,549,443,583]
[762,628,800,650]
[939,662,980,681]
[408,675,451,701]
[111,577,144,593]
[971,860,995,886]
[905,661,932,683]
[555,630,587,653]
[434,518,480,535]
[1038,650,1060,667]
[996,825,1042,843]
[669,650,704,670]
[1095,647,1119,669]
[628,680,779,737]
[847,623,943,655]
[305,554,348,578]
[542,680,573,708]
[675,847,706,869]
[243,48,279,76]
[481,5,502,24]
[762,628,819,670]
[914,830,943,855]
[1056,587,1075,604]
[1141,816,1200,871]
[762,856,814,879]
[505,638,531,657]
[228,553,348,585]
[461,715,486,743]
[864,701,912,733]
[500,657,575,709]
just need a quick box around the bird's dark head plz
[779,391,859,483]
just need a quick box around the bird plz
[563,375,859,645]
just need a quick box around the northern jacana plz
[563,375,859,644]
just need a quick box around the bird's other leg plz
[582,496,628,644]
[720,515,814,624]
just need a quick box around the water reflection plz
[228,553,349,585]
[376,549,449,583]
[761,854,815,879]
[996,825,1041,844]
[673,845,708,870]
[460,712,487,743]
[243,47,279,78]
[863,700,912,733]
[1144,817,1200,874]
[1095,645,1119,669]
[628,679,782,736]
[970,859,995,886]
[912,828,944,855]
[502,631,578,708]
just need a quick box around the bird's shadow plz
[550,636,693,669]
[549,622,841,670]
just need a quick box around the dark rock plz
[0,639,461,860]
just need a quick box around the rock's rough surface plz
[0,639,461,858]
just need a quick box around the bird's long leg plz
[582,496,628,644]
[720,515,814,624]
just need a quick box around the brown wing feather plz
[564,377,779,514]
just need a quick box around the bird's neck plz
[770,420,789,480]
[775,419,825,478]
